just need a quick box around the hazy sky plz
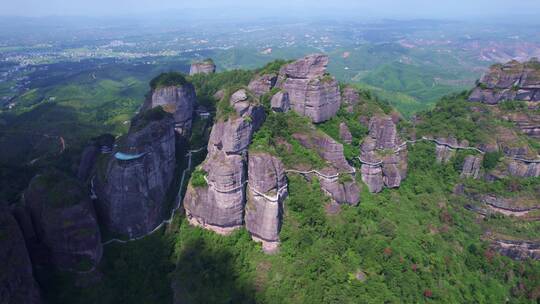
[1,0,539,19]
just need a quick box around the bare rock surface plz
[184,89,266,235]
[491,239,540,261]
[461,155,482,179]
[96,109,176,238]
[469,60,540,104]
[245,153,287,253]
[339,123,353,144]
[271,91,290,113]
[277,54,341,123]
[147,84,196,136]
[248,74,277,96]
[435,137,459,163]
[0,208,42,304]
[24,172,102,271]
[342,86,360,113]
[360,116,407,193]
[189,59,216,75]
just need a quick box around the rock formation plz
[0,208,42,304]
[95,108,176,238]
[146,79,196,137]
[184,89,266,235]
[469,60,540,104]
[189,59,216,76]
[342,86,360,113]
[293,132,360,205]
[360,116,407,193]
[271,91,290,113]
[339,122,353,144]
[23,172,102,271]
[491,239,540,261]
[245,153,287,253]
[276,54,341,123]
[461,155,482,179]
[248,74,278,97]
[507,159,540,178]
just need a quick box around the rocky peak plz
[360,116,408,193]
[342,86,360,113]
[278,54,329,79]
[469,60,540,104]
[189,59,216,76]
[276,54,341,123]
[146,73,196,137]
[95,108,176,238]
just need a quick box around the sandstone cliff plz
[23,172,102,272]
[95,108,176,238]
[245,153,287,253]
[469,60,540,104]
[189,59,216,76]
[184,89,266,235]
[145,75,196,137]
[0,208,42,304]
[360,116,407,193]
[276,54,341,123]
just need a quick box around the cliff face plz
[245,153,287,253]
[469,60,540,104]
[0,209,42,304]
[148,84,196,137]
[96,109,176,238]
[248,74,278,97]
[293,132,360,205]
[23,172,102,272]
[189,60,216,76]
[184,89,266,235]
[360,116,407,193]
[276,54,341,123]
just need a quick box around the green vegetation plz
[190,167,208,188]
[482,151,503,170]
[130,106,169,132]
[256,59,292,75]
[32,170,84,209]
[150,72,188,90]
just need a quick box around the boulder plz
[339,122,353,144]
[95,109,176,238]
[148,83,196,136]
[248,74,277,96]
[0,209,42,304]
[271,91,290,113]
[507,160,540,178]
[319,167,360,206]
[360,116,408,193]
[277,54,341,123]
[461,155,482,179]
[245,153,287,253]
[24,172,102,271]
[189,59,216,75]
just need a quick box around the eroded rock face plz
[469,60,540,104]
[96,110,176,238]
[271,91,290,113]
[189,60,216,75]
[461,155,482,179]
[184,89,266,234]
[360,116,407,193]
[342,87,360,113]
[339,123,353,144]
[435,137,459,163]
[245,153,287,253]
[184,153,246,234]
[507,160,540,178]
[277,54,341,123]
[0,209,42,304]
[248,74,278,96]
[148,84,196,136]
[293,133,360,205]
[491,240,540,261]
[24,173,102,271]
